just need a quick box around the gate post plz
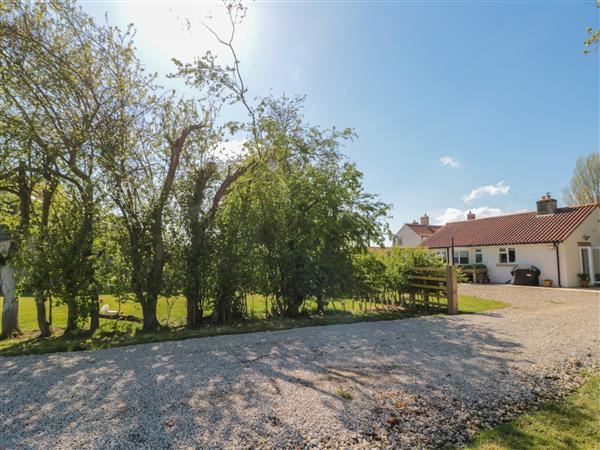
[446,265,458,315]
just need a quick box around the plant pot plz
[581,280,590,288]
[542,279,553,287]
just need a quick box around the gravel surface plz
[1,285,599,449]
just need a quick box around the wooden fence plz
[406,265,458,315]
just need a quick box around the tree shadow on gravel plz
[0,314,564,449]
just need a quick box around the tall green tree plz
[243,97,388,317]
[171,2,279,327]
[0,0,119,333]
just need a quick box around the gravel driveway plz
[1,285,599,449]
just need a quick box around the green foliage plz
[351,252,387,300]
[583,1,600,54]
[467,372,600,449]
[231,97,389,317]
[336,389,353,400]
[1,0,136,331]
[0,0,472,345]
[562,152,600,205]
[352,247,445,300]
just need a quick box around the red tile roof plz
[423,204,598,248]
[406,223,442,237]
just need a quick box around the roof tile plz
[406,223,442,237]
[423,204,598,248]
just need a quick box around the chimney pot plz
[467,211,476,220]
[537,192,557,215]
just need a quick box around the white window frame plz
[475,249,483,264]
[453,250,469,265]
[499,247,516,264]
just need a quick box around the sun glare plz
[121,1,256,67]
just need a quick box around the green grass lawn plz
[467,372,600,450]
[0,294,508,356]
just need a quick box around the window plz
[453,250,469,265]
[475,249,483,264]
[436,251,447,263]
[499,247,516,263]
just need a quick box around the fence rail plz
[406,265,458,315]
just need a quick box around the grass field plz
[468,372,600,450]
[0,294,508,356]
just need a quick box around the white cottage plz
[392,214,442,248]
[423,195,600,288]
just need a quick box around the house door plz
[580,247,600,285]
[593,248,600,285]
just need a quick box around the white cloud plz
[463,181,510,203]
[435,206,506,224]
[439,155,461,168]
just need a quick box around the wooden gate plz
[407,265,458,315]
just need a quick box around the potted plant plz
[542,278,553,287]
[577,273,590,288]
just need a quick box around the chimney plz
[536,192,558,215]
[467,211,476,220]
[420,214,430,226]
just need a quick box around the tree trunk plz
[129,237,160,331]
[89,294,100,332]
[35,174,57,338]
[0,160,32,340]
[316,292,325,314]
[65,303,78,333]
[17,161,32,231]
[184,166,214,329]
[81,184,98,333]
[284,295,305,317]
[0,261,21,339]
[142,299,159,331]
[143,209,165,331]
[35,295,51,337]
[186,294,200,328]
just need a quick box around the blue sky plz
[81,1,599,233]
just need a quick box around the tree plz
[243,97,388,318]
[1,0,118,333]
[583,0,600,54]
[0,149,29,338]
[312,162,389,313]
[171,2,278,327]
[562,152,600,205]
[0,224,20,339]
[0,0,394,339]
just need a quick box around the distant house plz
[392,214,442,248]
[423,194,600,288]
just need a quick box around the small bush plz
[336,388,353,400]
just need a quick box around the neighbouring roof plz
[423,203,598,248]
[405,223,442,237]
